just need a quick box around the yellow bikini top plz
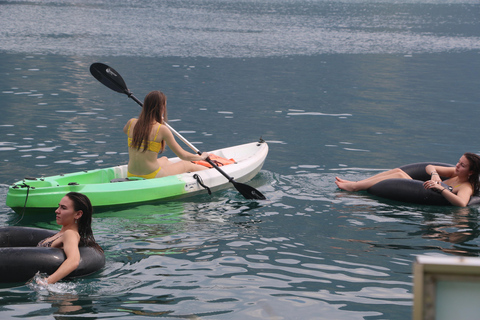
[127,120,163,153]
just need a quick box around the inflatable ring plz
[367,162,480,206]
[0,226,105,283]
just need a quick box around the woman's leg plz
[335,168,412,191]
[337,168,411,184]
[156,157,208,178]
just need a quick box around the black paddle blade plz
[205,158,266,200]
[90,63,130,95]
[233,181,266,200]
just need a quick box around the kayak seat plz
[192,154,236,168]
[110,177,145,183]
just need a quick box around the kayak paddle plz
[89,62,266,200]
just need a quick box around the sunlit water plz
[1,0,479,57]
[1,0,480,319]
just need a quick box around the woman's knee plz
[393,168,410,178]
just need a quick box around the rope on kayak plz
[12,183,31,225]
[193,174,211,195]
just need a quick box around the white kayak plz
[6,140,268,213]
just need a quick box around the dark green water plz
[0,0,479,319]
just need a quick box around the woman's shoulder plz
[63,229,80,241]
[157,123,173,140]
[123,118,138,134]
[454,181,474,195]
[155,122,169,134]
[124,118,138,125]
[64,228,79,235]
[462,181,474,189]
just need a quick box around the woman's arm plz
[427,182,473,207]
[46,230,81,284]
[160,126,208,161]
[439,185,473,207]
[425,164,455,183]
[425,164,470,206]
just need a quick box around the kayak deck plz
[6,141,268,213]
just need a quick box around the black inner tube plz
[0,226,105,283]
[367,162,480,206]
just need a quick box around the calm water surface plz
[0,0,479,319]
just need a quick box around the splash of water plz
[27,272,77,295]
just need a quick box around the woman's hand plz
[36,276,49,287]
[429,171,442,184]
[199,152,209,160]
[423,179,442,191]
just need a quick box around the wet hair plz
[464,152,480,195]
[65,192,103,252]
[131,90,168,153]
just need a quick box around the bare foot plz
[335,177,353,183]
[335,180,358,192]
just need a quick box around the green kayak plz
[6,141,268,213]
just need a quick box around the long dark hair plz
[66,192,103,252]
[131,90,168,153]
[464,152,480,195]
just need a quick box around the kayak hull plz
[6,141,268,213]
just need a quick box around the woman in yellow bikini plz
[123,90,209,179]
[335,153,480,207]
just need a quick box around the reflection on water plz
[420,207,480,255]
[331,174,480,257]
[86,177,415,318]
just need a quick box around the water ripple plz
[0,0,478,57]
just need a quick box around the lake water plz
[1,0,479,319]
